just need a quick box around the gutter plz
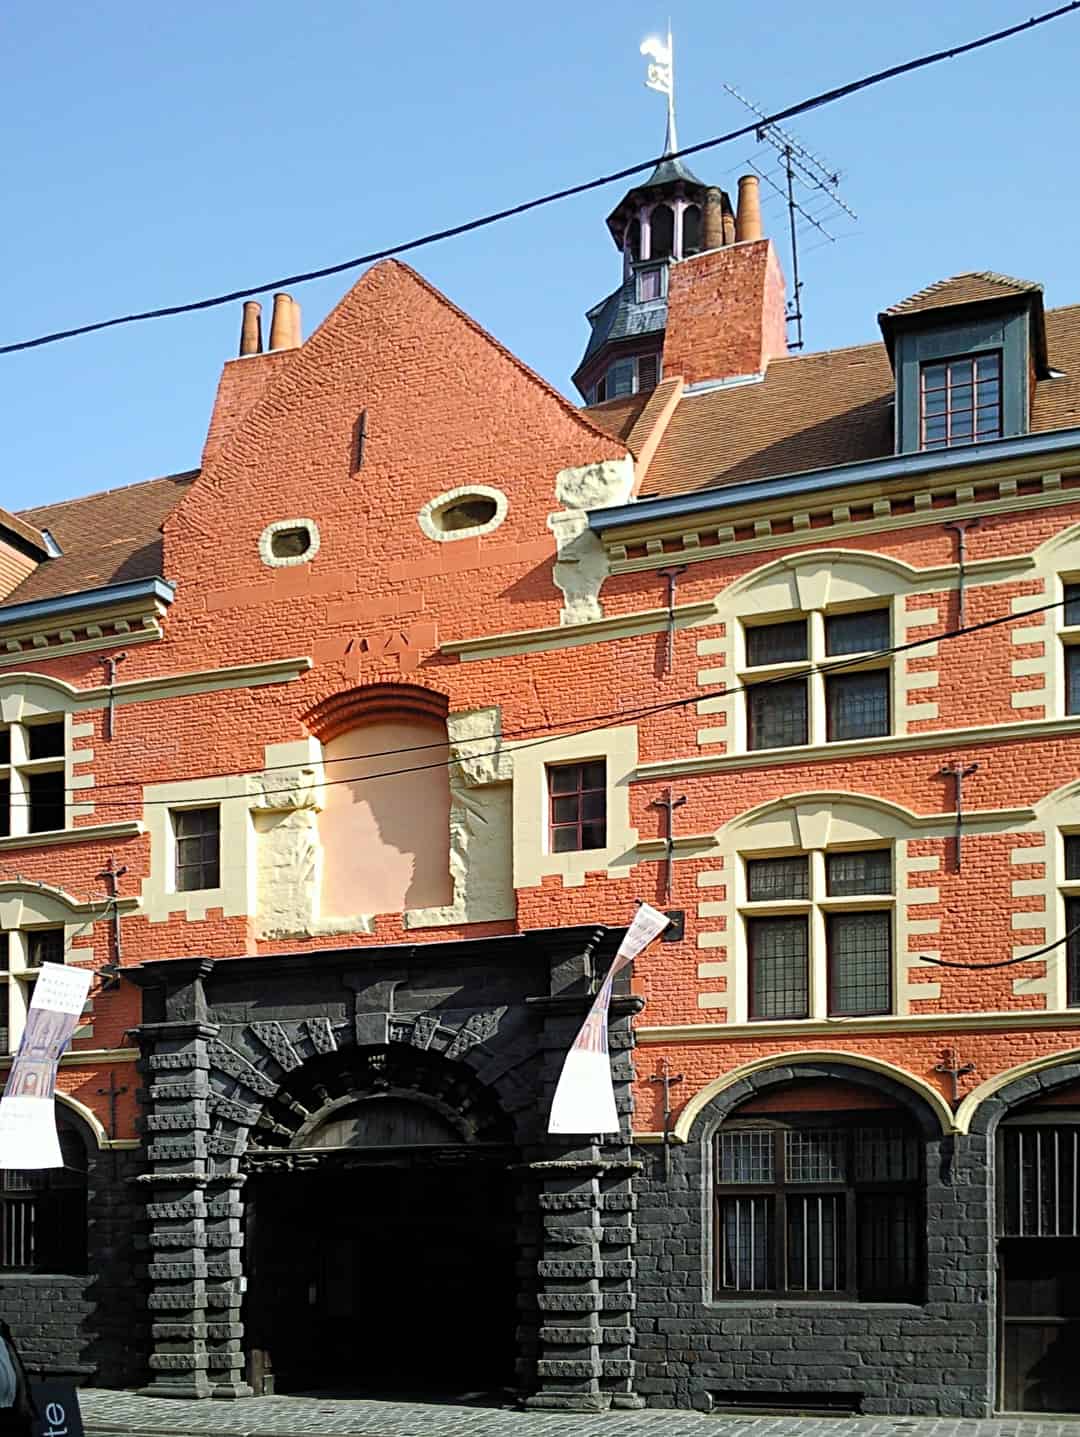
[0,577,175,629]
[587,423,1080,534]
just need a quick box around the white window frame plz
[738,603,896,754]
[738,846,896,1022]
[0,924,69,1054]
[0,713,71,838]
[1060,573,1080,717]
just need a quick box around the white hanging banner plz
[0,963,93,1169]
[548,904,670,1135]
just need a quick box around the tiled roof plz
[636,303,1080,500]
[575,276,668,378]
[880,271,1042,320]
[3,472,198,607]
[584,392,653,451]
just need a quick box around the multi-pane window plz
[714,1117,923,1300]
[743,849,893,1021]
[173,807,221,892]
[547,763,606,854]
[1065,835,1080,1008]
[1064,582,1080,716]
[0,1120,87,1273]
[743,609,891,751]
[0,927,67,1056]
[0,717,68,838]
[635,265,667,303]
[589,353,662,404]
[919,352,1002,449]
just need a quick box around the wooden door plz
[1000,1237,1080,1412]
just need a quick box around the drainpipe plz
[102,652,128,740]
[658,567,687,675]
[946,518,980,630]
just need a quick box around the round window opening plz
[433,496,499,533]
[270,526,313,559]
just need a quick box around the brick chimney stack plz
[238,301,263,357]
[660,174,788,387]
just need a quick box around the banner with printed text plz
[0,963,93,1169]
[547,904,669,1134]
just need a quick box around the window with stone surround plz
[0,716,68,837]
[713,1113,923,1300]
[172,806,221,892]
[743,848,894,1020]
[1065,833,1080,1007]
[743,607,892,752]
[0,1116,87,1272]
[547,762,607,854]
[0,927,66,1055]
[1064,582,1080,716]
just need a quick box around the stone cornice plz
[635,1009,1080,1044]
[636,714,1080,780]
[440,601,717,662]
[0,820,144,854]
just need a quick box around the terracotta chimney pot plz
[702,188,726,251]
[721,210,737,247]
[239,301,263,357]
[269,292,297,351]
[735,175,764,243]
[289,297,302,348]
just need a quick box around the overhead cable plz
[2,0,1078,357]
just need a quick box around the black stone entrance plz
[246,1151,517,1395]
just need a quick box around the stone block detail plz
[537,1360,601,1379]
[207,1039,278,1097]
[537,1294,603,1312]
[208,1093,262,1126]
[538,1260,602,1279]
[304,1017,337,1054]
[249,1021,302,1071]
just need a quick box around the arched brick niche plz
[305,683,453,917]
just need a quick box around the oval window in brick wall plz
[417,485,508,542]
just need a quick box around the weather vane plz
[640,24,676,154]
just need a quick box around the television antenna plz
[723,83,857,351]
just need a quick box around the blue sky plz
[2,0,1077,509]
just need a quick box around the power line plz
[915,920,1080,971]
[1,594,1068,810]
[2,1,1078,358]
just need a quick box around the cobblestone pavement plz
[78,1391,1080,1437]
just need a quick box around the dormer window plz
[590,353,661,404]
[919,352,1002,450]
[635,265,667,304]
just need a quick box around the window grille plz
[0,1123,87,1273]
[26,929,63,969]
[174,807,221,892]
[1066,836,1080,881]
[825,610,890,657]
[1001,1126,1080,1237]
[1068,897,1080,1008]
[748,916,809,1020]
[827,912,892,1017]
[746,856,809,902]
[748,678,808,751]
[714,1120,922,1300]
[547,762,606,853]
[826,849,892,896]
[637,353,659,391]
[1068,649,1080,716]
[746,620,808,667]
[920,352,1002,449]
[825,671,889,741]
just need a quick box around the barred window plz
[1068,648,1080,716]
[173,807,221,892]
[746,620,808,667]
[1065,583,1080,628]
[1065,835,1080,1008]
[742,847,894,1021]
[714,1117,923,1300]
[825,609,890,657]
[748,678,808,751]
[825,670,890,741]
[0,1119,88,1273]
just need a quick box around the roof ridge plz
[882,270,1043,318]
[18,469,199,520]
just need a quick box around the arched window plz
[713,1088,923,1301]
[650,204,675,259]
[682,204,702,255]
[0,1114,88,1273]
[313,686,453,918]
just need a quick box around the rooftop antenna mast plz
[723,83,857,351]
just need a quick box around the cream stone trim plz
[0,658,311,714]
[439,600,717,662]
[141,774,258,924]
[1008,777,1080,1008]
[0,882,106,1051]
[695,794,954,1020]
[0,820,143,853]
[403,706,515,928]
[512,724,638,890]
[417,485,508,543]
[548,458,634,625]
[0,623,161,669]
[637,1010,1080,1043]
[257,518,321,568]
[604,471,1080,576]
[638,714,1080,780]
[670,1050,954,1141]
[954,1048,1080,1134]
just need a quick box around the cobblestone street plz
[78,1391,1080,1437]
